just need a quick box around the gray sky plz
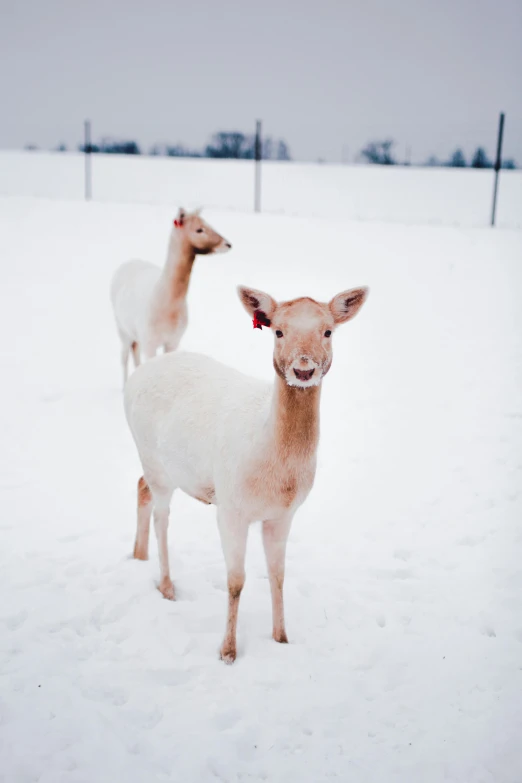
[1,0,521,164]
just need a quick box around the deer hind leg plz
[262,515,293,643]
[217,508,249,664]
[133,476,152,560]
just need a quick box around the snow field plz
[0,194,521,782]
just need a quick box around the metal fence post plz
[491,112,505,227]
[254,120,262,212]
[84,119,92,201]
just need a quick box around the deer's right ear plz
[237,286,277,327]
[174,207,186,227]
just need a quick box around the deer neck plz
[160,230,196,304]
[267,375,321,465]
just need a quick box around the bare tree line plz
[359,139,516,169]
[66,130,291,161]
[24,133,517,169]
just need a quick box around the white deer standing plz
[124,284,369,662]
[110,208,231,384]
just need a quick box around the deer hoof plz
[158,577,175,600]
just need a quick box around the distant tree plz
[204,131,291,160]
[95,138,114,153]
[447,148,466,167]
[502,159,517,170]
[276,140,291,161]
[114,140,140,155]
[262,136,274,160]
[205,132,253,159]
[55,143,67,152]
[471,147,492,168]
[360,140,396,165]
[166,144,201,158]
[425,155,440,167]
[166,144,186,157]
[24,143,38,151]
[79,138,140,155]
[78,142,99,153]
[149,143,185,157]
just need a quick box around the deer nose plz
[300,356,309,365]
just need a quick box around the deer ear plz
[174,207,186,227]
[237,286,277,327]
[329,287,369,325]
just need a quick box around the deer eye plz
[196,227,204,233]
[275,330,284,338]
[324,330,332,338]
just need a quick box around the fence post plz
[84,119,92,201]
[254,120,262,213]
[491,112,505,227]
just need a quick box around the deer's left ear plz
[329,287,369,325]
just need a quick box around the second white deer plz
[124,284,369,662]
[110,208,231,384]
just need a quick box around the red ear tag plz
[173,219,180,227]
[252,310,270,330]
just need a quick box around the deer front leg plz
[217,509,249,664]
[262,515,293,643]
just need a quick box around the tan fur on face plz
[271,298,335,386]
[180,211,231,255]
[238,286,368,388]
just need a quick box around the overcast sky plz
[1,0,521,164]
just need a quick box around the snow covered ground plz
[0,190,521,782]
[1,149,521,228]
